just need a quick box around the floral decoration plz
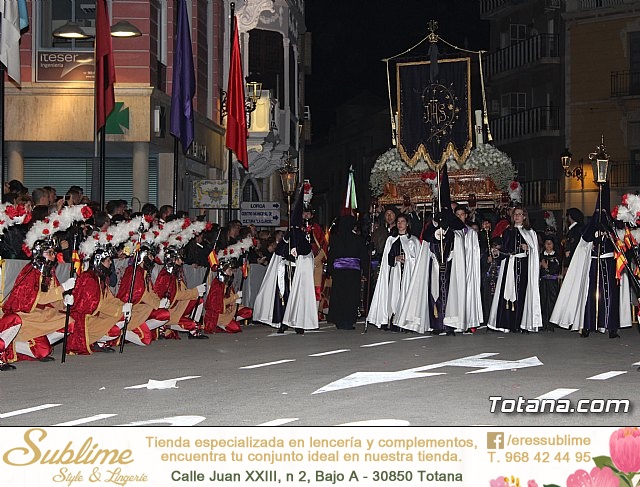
[370,148,411,195]
[543,211,557,231]
[489,427,640,487]
[464,143,516,192]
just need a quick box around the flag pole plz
[227,2,235,224]
[0,63,5,196]
[173,138,178,210]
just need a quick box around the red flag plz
[71,250,82,275]
[95,0,116,130]
[225,17,248,170]
[242,259,249,279]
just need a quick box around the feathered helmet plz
[80,215,152,266]
[216,236,257,270]
[508,181,522,205]
[90,244,115,271]
[23,204,93,259]
[612,193,640,227]
[0,203,31,234]
[303,181,313,213]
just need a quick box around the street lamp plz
[279,152,299,232]
[220,74,262,129]
[587,135,610,330]
[110,21,142,38]
[589,135,610,185]
[52,21,91,39]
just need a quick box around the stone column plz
[132,142,149,209]
[157,152,174,207]
[6,141,23,183]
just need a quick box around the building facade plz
[481,0,640,219]
[4,0,306,223]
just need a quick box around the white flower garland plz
[465,143,516,192]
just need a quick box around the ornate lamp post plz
[279,152,299,233]
[588,135,610,327]
[560,147,584,232]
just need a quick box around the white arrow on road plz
[313,353,543,394]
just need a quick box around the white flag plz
[0,0,22,84]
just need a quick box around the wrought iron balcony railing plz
[484,34,560,79]
[523,179,561,207]
[489,106,560,144]
[611,70,640,97]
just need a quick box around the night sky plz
[305,0,489,136]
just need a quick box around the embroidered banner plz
[397,57,472,169]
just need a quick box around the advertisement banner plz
[1,426,633,486]
[36,50,95,83]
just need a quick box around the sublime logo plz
[3,428,134,466]
[487,432,504,450]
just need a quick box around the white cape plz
[283,253,319,330]
[367,234,418,327]
[550,236,632,330]
[253,254,284,327]
[394,241,434,333]
[488,226,542,332]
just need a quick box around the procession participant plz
[0,203,32,370]
[563,207,585,270]
[77,216,166,350]
[152,219,209,339]
[481,236,503,322]
[4,205,92,363]
[253,186,318,334]
[488,206,542,333]
[552,187,633,338]
[301,182,328,320]
[327,215,367,330]
[367,213,419,330]
[539,236,562,332]
[371,206,398,260]
[203,250,253,334]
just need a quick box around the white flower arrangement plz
[465,143,516,192]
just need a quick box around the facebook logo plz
[487,432,504,449]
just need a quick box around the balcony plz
[484,34,560,80]
[609,160,640,188]
[480,0,527,19]
[611,71,640,97]
[523,179,561,208]
[490,106,560,144]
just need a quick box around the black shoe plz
[380,325,389,331]
[581,329,590,338]
[188,333,209,339]
[91,343,115,353]
[0,362,16,371]
[295,328,304,335]
[38,355,55,362]
[445,329,456,336]
[520,329,530,334]
[277,324,288,334]
[609,330,620,339]
[389,325,400,333]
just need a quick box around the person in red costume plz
[203,259,252,333]
[115,244,171,345]
[153,245,208,339]
[3,237,77,364]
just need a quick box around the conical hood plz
[582,182,610,243]
[290,184,304,228]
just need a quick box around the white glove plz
[236,290,242,298]
[235,297,242,304]
[159,297,171,309]
[122,303,132,320]
[197,283,207,296]
[63,294,74,307]
[62,277,77,291]
[291,247,298,258]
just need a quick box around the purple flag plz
[169,0,195,153]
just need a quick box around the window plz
[249,29,284,108]
[510,24,527,45]
[629,121,640,150]
[39,0,100,50]
[500,92,527,116]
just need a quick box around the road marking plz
[309,349,350,357]
[118,415,206,426]
[314,353,543,394]
[124,376,201,389]
[586,371,627,380]
[0,403,61,419]
[360,341,396,348]
[402,336,432,341]
[54,414,118,426]
[535,388,579,400]
[258,418,299,426]
[240,359,296,369]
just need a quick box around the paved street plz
[0,323,638,427]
